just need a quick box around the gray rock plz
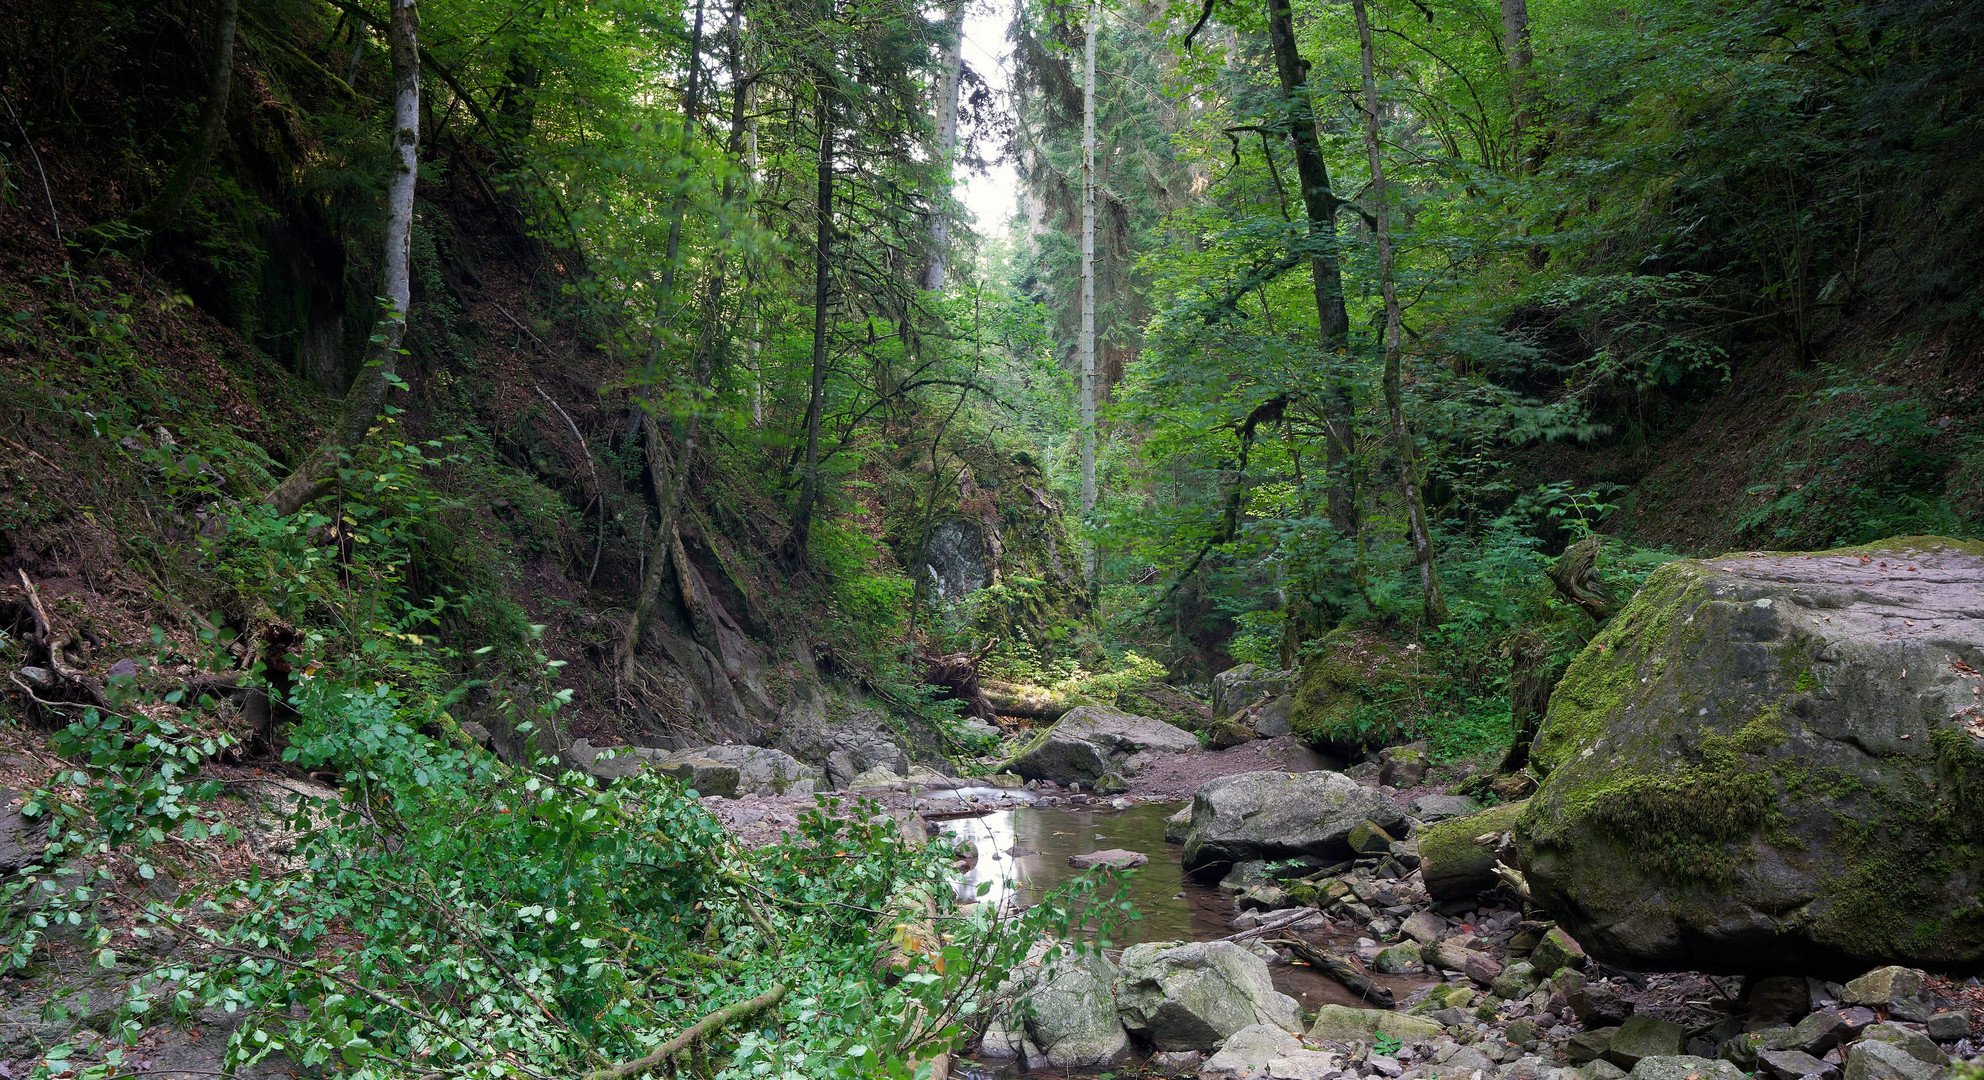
[1375,942,1423,974]
[652,757,743,798]
[1402,911,1449,945]
[1793,1011,1853,1056]
[1308,1005,1443,1045]
[1842,1040,1947,1080]
[1069,848,1149,870]
[1607,1016,1686,1067]
[1213,664,1295,719]
[1722,1026,1800,1069]
[1857,1024,1948,1067]
[1165,805,1192,844]
[1530,927,1588,978]
[1379,742,1429,788]
[1410,793,1485,822]
[1567,1028,1619,1064]
[1200,1023,1338,1080]
[1253,695,1296,738]
[1182,770,1406,873]
[1009,706,1200,786]
[1924,1011,1970,1043]
[1114,940,1301,1051]
[2,787,48,873]
[1516,540,1984,972]
[675,744,821,796]
[1147,1049,1206,1075]
[1019,950,1131,1068]
[1627,1056,1746,1080]
[1579,1062,1629,1080]
[1759,1049,1839,1080]
[1843,968,1934,1024]
[1750,975,1815,1026]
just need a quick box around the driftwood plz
[920,641,998,720]
[1547,534,1620,624]
[979,679,1090,720]
[1218,906,1318,943]
[1272,936,1396,1008]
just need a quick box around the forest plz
[0,0,1981,1076]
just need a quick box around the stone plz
[1579,1061,1629,1080]
[1464,953,1506,986]
[1369,1053,1404,1077]
[1209,715,1256,750]
[1793,1011,1853,1056]
[1722,1026,1799,1069]
[1403,911,1449,945]
[1009,706,1200,786]
[1607,1016,1687,1067]
[1114,940,1301,1051]
[1627,1056,1746,1080]
[1019,950,1132,1068]
[1213,664,1296,719]
[1253,695,1296,739]
[1199,1024,1338,1080]
[1379,742,1430,788]
[1856,1024,1948,1066]
[1,787,48,874]
[672,744,821,796]
[1181,770,1407,873]
[1924,1011,1970,1043]
[1759,1049,1840,1080]
[1443,1047,1498,1075]
[1418,801,1527,901]
[1069,848,1149,870]
[1569,983,1636,1026]
[1238,885,1294,911]
[1349,819,1399,855]
[1843,968,1934,1024]
[652,757,744,798]
[1750,976,1815,1026]
[1165,805,1193,844]
[1411,793,1486,822]
[1567,1029,1619,1065]
[847,764,911,791]
[1305,1004,1444,1046]
[1514,539,1984,972]
[1506,1018,1539,1045]
[1842,1040,1946,1080]
[1375,942,1423,974]
[1147,1049,1206,1076]
[985,772,1025,788]
[1530,927,1588,978]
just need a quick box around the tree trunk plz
[1263,0,1358,542]
[656,0,708,316]
[1500,0,1534,174]
[920,0,966,292]
[789,75,835,558]
[1353,0,1447,627]
[266,0,418,517]
[132,0,239,235]
[1078,0,1098,583]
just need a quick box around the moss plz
[1420,800,1528,888]
[1290,629,1446,750]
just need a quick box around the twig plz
[582,983,788,1080]
[1,435,65,474]
[532,385,606,585]
[1,91,61,246]
[1218,906,1317,943]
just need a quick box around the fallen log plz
[1272,936,1395,1009]
[979,679,1093,720]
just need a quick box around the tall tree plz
[921,0,967,291]
[1353,0,1446,626]
[1261,0,1359,541]
[266,0,418,517]
[1500,0,1534,172]
[789,61,837,557]
[131,0,239,235]
[1079,0,1099,580]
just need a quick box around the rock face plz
[1517,538,1984,973]
[1181,770,1406,873]
[1008,706,1200,786]
[1113,940,1301,1051]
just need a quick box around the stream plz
[943,801,1437,1076]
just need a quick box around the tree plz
[266,0,418,517]
[921,0,967,291]
[130,0,239,236]
[1079,0,1099,582]
[1353,0,1446,626]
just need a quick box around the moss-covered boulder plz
[1180,770,1406,873]
[1516,537,1984,974]
[1290,629,1446,752]
[1418,800,1527,901]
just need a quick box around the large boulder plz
[1114,940,1301,1051]
[1516,538,1984,974]
[1212,664,1295,719]
[667,744,820,796]
[1181,770,1406,873]
[1015,951,1132,1068]
[1008,706,1200,785]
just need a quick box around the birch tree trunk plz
[1078,0,1098,582]
[1353,0,1447,627]
[920,0,966,291]
[266,0,418,517]
[132,0,239,235]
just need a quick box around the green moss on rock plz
[1290,629,1446,751]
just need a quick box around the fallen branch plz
[583,983,788,1080]
[1218,906,1318,943]
[532,384,606,586]
[1272,936,1395,1008]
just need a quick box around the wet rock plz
[1009,706,1200,786]
[1181,770,1406,874]
[1924,1011,1970,1043]
[1842,1040,1946,1080]
[1759,1049,1840,1080]
[1114,940,1301,1051]
[1418,801,1527,902]
[1607,1016,1687,1067]
[1530,927,1588,977]
[1516,540,1984,973]
[1410,793,1485,822]
[1843,968,1934,1024]
[1068,848,1149,870]
[1307,1005,1443,1046]
[1627,1056,1746,1080]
